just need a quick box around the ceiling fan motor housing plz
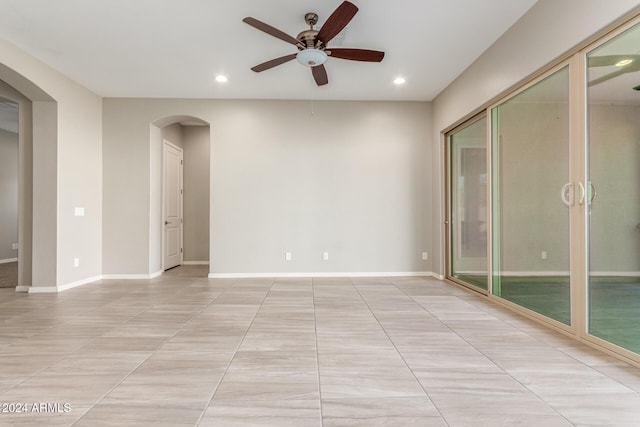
[297,29,320,49]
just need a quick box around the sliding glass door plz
[491,66,572,326]
[586,21,640,354]
[447,116,488,291]
[444,14,640,362]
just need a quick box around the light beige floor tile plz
[213,380,319,401]
[80,336,168,353]
[322,396,440,420]
[400,349,499,371]
[201,399,321,427]
[132,351,233,374]
[0,374,125,405]
[0,377,26,394]
[0,355,67,377]
[160,334,244,353]
[75,402,203,426]
[541,393,640,425]
[320,375,426,399]
[2,268,639,426]
[102,372,219,404]
[40,352,150,376]
[441,413,574,427]
[0,403,91,426]
[429,391,558,416]
[414,369,529,394]
[316,333,396,352]
[507,365,635,395]
[238,332,317,352]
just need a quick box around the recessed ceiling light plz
[394,77,406,85]
[615,59,633,67]
[215,75,228,83]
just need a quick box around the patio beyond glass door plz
[491,66,572,326]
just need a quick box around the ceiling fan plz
[243,1,384,86]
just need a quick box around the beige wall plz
[0,38,102,289]
[183,126,210,263]
[103,99,432,276]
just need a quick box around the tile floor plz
[0,266,639,426]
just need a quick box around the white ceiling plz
[0,0,538,101]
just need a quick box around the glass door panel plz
[449,117,488,290]
[491,66,572,325]
[586,21,640,353]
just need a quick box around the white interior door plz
[163,141,183,270]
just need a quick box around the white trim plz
[183,261,209,265]
[208,271,434,279]
[102,271,162,280]
[27,275,103,293]
[456,271,640,277]
[590,271,640,277]
[15,286,29,293]
[0,258,18,264]
[494,271,569,277]
[27,286,59,294]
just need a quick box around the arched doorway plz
[150,116,211,276]
[0,65,58,292]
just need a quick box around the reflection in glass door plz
[491,66,572,325]
[447,116,488,291]
[586,21,640,354]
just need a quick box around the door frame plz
[162,139,183,270]
[444,112,488,294]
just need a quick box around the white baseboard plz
[28,275,103,294]
[102,271,163,280]
[0,258,18,264]
[15,286,30,293]
[457,271,640,277]
[183,261,209,265]
[590,271,640,277]
[208,271,435,279]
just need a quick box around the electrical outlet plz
[12,243,18,250]
[541,251,547,260]
[323,252,329,261]
[422,252,429,260]
[74,207,85,217]
[285,252,292,261]
[73,258,80,267]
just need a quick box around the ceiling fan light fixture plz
[296,49,328,67]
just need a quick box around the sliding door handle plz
[578,182,586,205]
[588,181,598,203]
[561,182,574,207]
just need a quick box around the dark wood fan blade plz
[312,65,328,86]
[316,1,358,46]
[328,48,384,62]
[243,17,301,46]
[588,54,640,67]
[251,54,298,72]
